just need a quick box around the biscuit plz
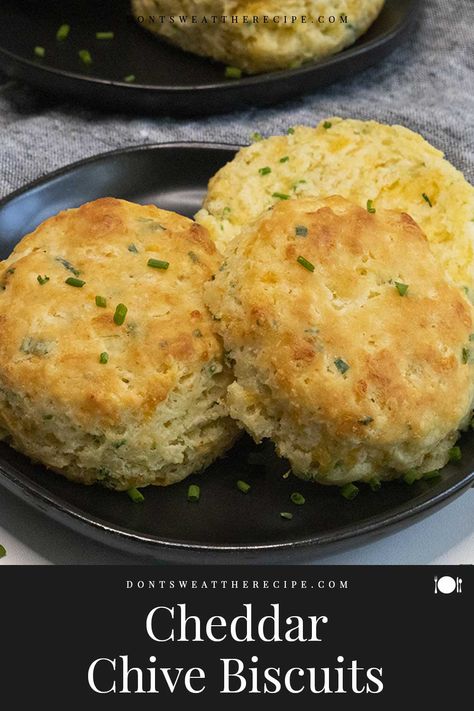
[196,118,474,293]
[0,198,238,490]
[205,196,474,485]
[131,0,384,73]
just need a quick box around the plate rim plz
[0,138,472,559]
[0,0,420,93]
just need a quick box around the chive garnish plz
[124,74,136,83]
[147,258,170,270]
[0,544,6,558]
[469,333,474,341]
[114,303,128,325]
[250,131,263,142]
[236,480,251,494]
[297,255,315,272]
[96,31,114,39]
[422,193,433,207]
[99,352,109,364]
[280,512,293,520]
[225,66,242,79]
[369,478,381,492]
[65,277,85,287]
[279,156,289,163]
[187,484,200,502]
[95,295,107,308]
[55,257,80,276]
[403,470,418,485]
[395,282,409,296]
[366,199,376,213]
[341,483,359,500]
[78,49,92,65]
[423,470,441,480]
[287,127,295,134]
[114,439,126,448]
[258,166,271,176]
[34,46,46,58]
[37,275,49,285]
[334,357,349,374]
[323,121,332,129]
[448,446,462,462]
[128,243,139,253]
[56,24,70,41]
[295,225,308,237]
[127,487,144,503]
[462,347,470,364]
[290,492,305,505]
[272,192,290,200]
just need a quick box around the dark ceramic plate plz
[0,143,473,563]
[0,0,419,115]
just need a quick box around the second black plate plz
[0,0,419,115]
[0,142,473,564]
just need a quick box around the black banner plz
[1,566,470,708]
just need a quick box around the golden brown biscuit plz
[196,118,474,293]
[205,196,474,485]
[0,198,238,490]
[131,1,384,74]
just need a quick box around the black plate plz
[0,142,473,563]
[0,0,419,115]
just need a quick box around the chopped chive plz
[128,243,139,253]
[469,333,474,341]
[334,357,350,374]
[422,193,432,207]
[279,156,289,163]
[323,120,332,129]
[114,303,128,326]
[448,446,462,463]
[147,258,170,270]
[462,347,470,364]
[358,416,373,425]
[258,166,272,176]
[65,277,85,287]
[55,257,80,276]
[0,544,6,558]
[124,74,136,83]
[403,470,419,485]
[95,295,107,308]
[295,225,308,237]
[423,470,441,480]
[395,281,409,296]
[34,46,46,58]
[96,31,114,39]
[369,477,382,492]
[56,24,70,41]
[290,492,305,505]
[78,49,92,65]
[187,484,200,502]
[366,199,376,213]
[225,66,242,79]
[113,439,126,448]
[99,352,109,364]
[37,275,49,285]
[250,131,263,142]
[272,192,290,200]
[287,127,295,134]
[297,255,315,272]
[280,512,293,520]
[127,487,144,503]
[341,483,359,500]
[236,480,251,494]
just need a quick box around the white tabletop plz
[0,483,472,565]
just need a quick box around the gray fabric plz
[0,0,473,200]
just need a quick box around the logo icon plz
[434,575,462,594]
